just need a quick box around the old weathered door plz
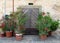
[23,8,39,35]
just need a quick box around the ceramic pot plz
[16,34,23,40]
[40,34,47,40]
[47,31,52,37]
[0,32,4,37]
[6,31,12,37]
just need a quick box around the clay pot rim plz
[40,34,47,36]
[6,31,12,32]
[16,34,23,36]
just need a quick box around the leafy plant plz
[3,15,15,31]
[36,12,48,35]
[36,12,60,36]
[50,20,59,31]
[15,28,24,34]
[47,12,60,32]
[36,12,54,35]
[43,14,53,31]
[11,7,27,34]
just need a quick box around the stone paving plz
[0,35,60,43]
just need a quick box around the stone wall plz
[0,0,60,20]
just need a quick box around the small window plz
[28,3,33,5]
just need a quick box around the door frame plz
[20,5,42,35]
[19,5,42,9]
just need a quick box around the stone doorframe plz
[20,5,42,35]
[19,5,42,10]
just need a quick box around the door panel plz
[23,8,39,35]
[31,8,39,28]
[23,8,39,28]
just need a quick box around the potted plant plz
[36,12,48,40]
[5,20,13,37]
[43,14,53,36]
[15,28,24,40]
[39,31,48,40]
[4,15,14,37]
[43,12,60,36]
[36,11,54,40]
[50,20,59,32]
[11,7,27,40]
[0,20,5,37]
[0,27,4,37]
[9,14,16,36]
[46,12,60,36]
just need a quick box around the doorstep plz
[0,35,60,43]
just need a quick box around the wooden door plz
[23,8,39,35]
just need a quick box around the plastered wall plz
[0,0,60,20]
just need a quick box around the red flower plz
[42,12,45,16]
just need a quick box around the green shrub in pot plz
[3,15,15,37]
[15,28,23,40]
[36,12,48,40]
[11,7,27,29]
[46,12,60,32]
[36,12,56,40]
[0,20,5,37]
[0,27,4,37]
[50,20,60,32]
[11,7,27,40]
[43,14,53,36]
[36,12,60,38]
[43,14,53,32]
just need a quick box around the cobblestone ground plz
[0,35,60,43]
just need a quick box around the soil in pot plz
[6,31,12,37]
[16,34,23,40]
[40,34,47,40]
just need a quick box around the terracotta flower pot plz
[0,33,4,37]
[47,31,52,37]
[16,34,23,40]
[40,34,47,40]
[6,31,12,37]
